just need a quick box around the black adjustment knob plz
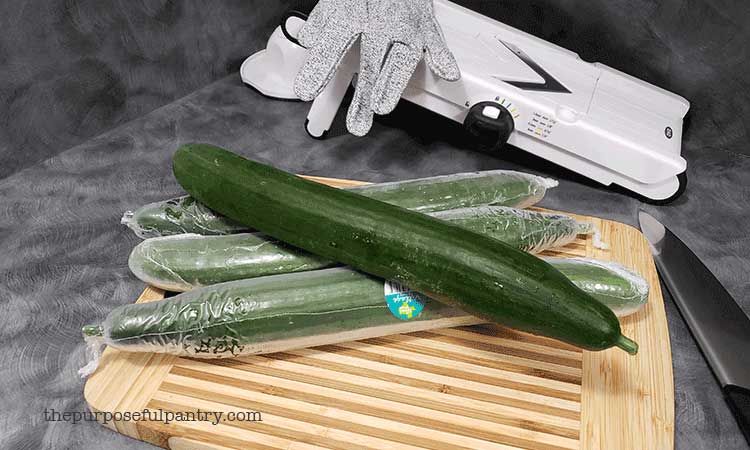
[463,101,515,150]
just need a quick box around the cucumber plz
[129,232,337,292]
[432,207,592,254]
[83,268,478,359]
[171,144,637,354]
[344,171,556,212]
[129,206,592,292]
[83,258,647,361]
[128,232,646,314]
[543,257,649,317]
[121,196,246,238]
[122,171,557,238]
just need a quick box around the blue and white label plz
[384,280,428,321]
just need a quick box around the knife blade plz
[638,210,750,443]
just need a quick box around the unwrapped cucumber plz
[83,258,647,366]
[129,206,593,291]
[122,170,557,238]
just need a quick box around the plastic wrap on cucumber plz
[129,206,593,291]
[344,170,558,212]
[543,257,649,317]
[128,233,337,292]
[121,170,558,238]
[432,206,593,254]
[80,268,480,376]
[121,196,246,239]
[81,257,647,376]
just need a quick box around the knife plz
[638,210,750,443]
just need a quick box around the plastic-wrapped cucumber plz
[81,259,648,374]
[121,196,246,238]
[80,268,479,374]
[129,233,336,291]
[542,257,649,317]
[344,170,557,212]
[432,207,593,254]
[122,170,558,238]
[129,206,593,291]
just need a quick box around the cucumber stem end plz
[616,335,639,355]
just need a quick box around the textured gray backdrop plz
[1,1,748,449]
[0,0,315,178]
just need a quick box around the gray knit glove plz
[294,0,461,136]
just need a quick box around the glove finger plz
[294,26,359,101]
[423,18,461,81]
[297,0,335,48]
[372,42,421,115]
[345,38,387,136]
[346,72,376,136]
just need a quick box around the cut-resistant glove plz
[294,0,461,136]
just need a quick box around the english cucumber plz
[122,171,557,238]
[543,257,649,317]
[129,206,592,291]
[129,232,336,291]
[83,258,647,362]
[83,268,478,359]
[432,206,592,254]
[121,196,246,238]
[128,231,646,314]
[344,171,556,212]
[171,144,637,354]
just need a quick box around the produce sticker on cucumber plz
[384,280,428,320]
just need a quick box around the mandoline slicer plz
[241,1,690,202]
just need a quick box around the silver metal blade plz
[638,211,666,256]
[638,210,750,389]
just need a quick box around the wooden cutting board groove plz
[84,176,673,450]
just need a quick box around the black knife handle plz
[725,385,750,443]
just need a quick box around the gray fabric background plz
[1,1,748,449]
[0,0,315,178]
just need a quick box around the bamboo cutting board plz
[84,175,673,450]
